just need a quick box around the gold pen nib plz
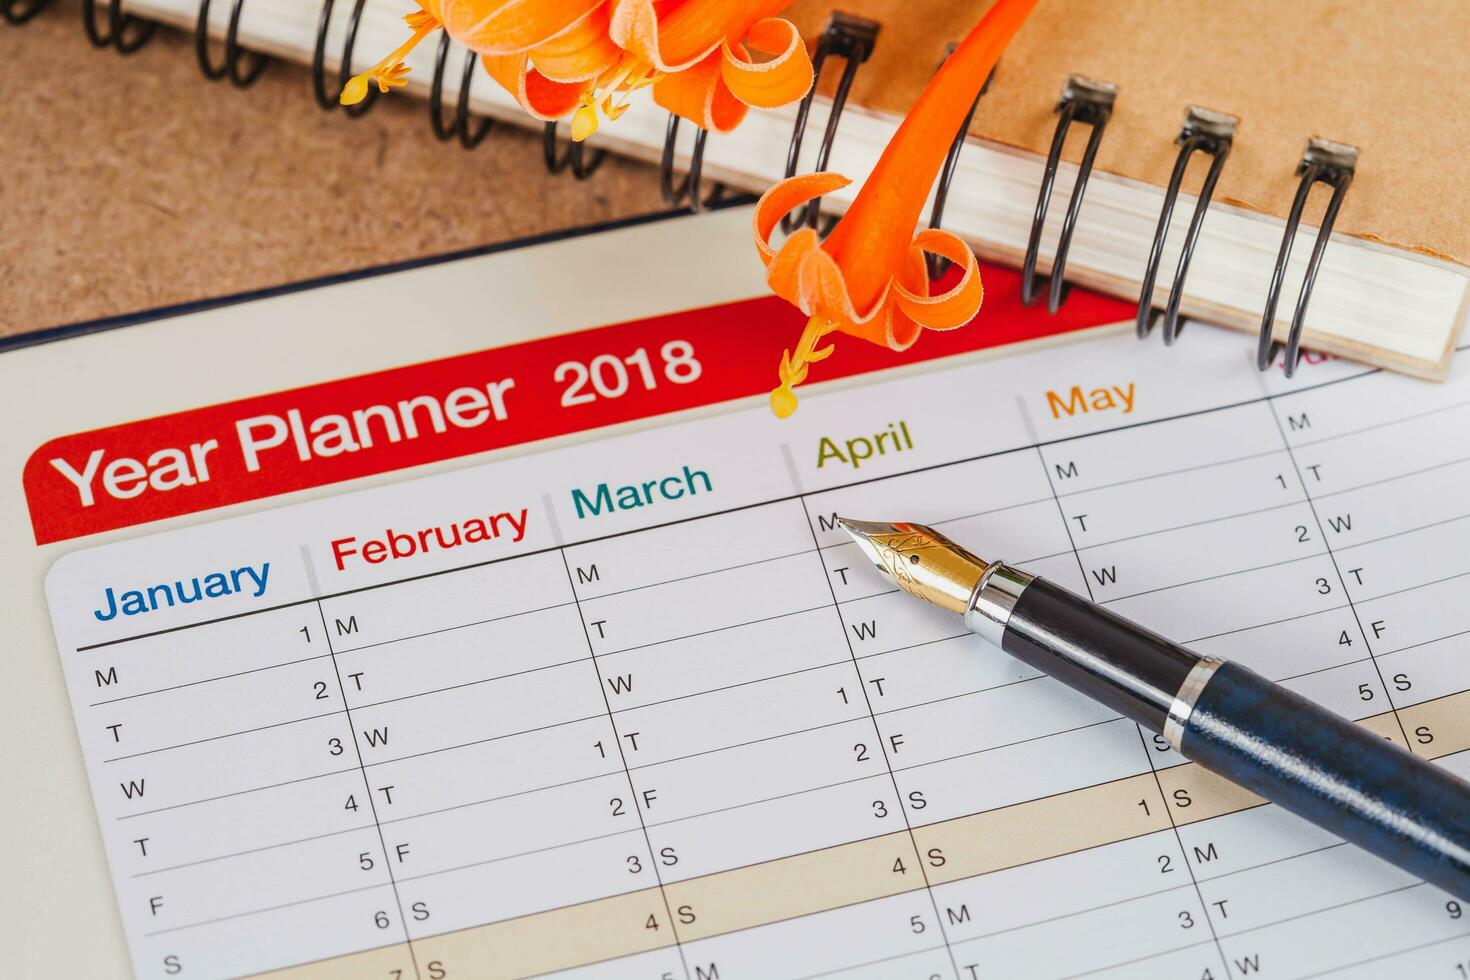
[835,518,990,615]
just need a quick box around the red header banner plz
[25,265,1131,544]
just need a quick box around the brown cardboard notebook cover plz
[786,0,1470,266]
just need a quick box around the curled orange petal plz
[753,172,851,265]
[611,0,753,73]
[720,18,812,110]
[481,52,589,119]
[429,0,605,56]
[528,3,620,82]
[892,230,984,330]
[652,50,749,133]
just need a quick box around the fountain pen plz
[838,518,1470,900]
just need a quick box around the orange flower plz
[754,0,1039,418]
[610,1,814,139]
[342,1,813,144]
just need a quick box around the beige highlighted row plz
[254,690,1470,979]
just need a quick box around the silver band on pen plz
[964,561,1035,646]
[1162,656,1225,751]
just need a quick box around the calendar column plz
[806,445,1220,979]
[1187,369,1470,978]
[562,500,951,980]
[65,601,418,980]
[314,550,685,980]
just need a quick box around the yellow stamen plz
[569,54,662,141]
[770,314,839,418]
[340,11,440,106]
[571,95,600,142]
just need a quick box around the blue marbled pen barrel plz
[981,568,1470,901]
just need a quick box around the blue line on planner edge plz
[0,197,756,356]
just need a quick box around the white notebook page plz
[42,314,1470,979]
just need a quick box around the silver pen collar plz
[964,561,1035,646]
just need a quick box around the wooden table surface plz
[0,1,667,340]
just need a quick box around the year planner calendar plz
[5,207,1470,980]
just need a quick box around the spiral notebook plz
[8,206,1470,979]
[46,0,1470,382]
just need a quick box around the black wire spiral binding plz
[313,0,378,115]
[1020,75,1115,313]
[82,0,155,52]
[2,0,51,25]
[196,0,270,87]
[659,114,725,212]
[543,122,606,180]
[924,54,994,280]
[1255,138,1357,377]
[1135,106,1236,345]
[780,12,879,234]
[429,32,492,148]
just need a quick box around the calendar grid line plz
[612,656,855,713]
[314,601,422,980]
[872,673,1055,720]
[1266,402,1414,745]
[1356,565,1470,604]
[1271,653,1380,686]
[1182,604,1350,644]
[789,942,951,980]
[101,707,344,763]
[515,936,683,980]
[1060,937,1221,979]
[363,710,611,768]
[87,651,336,707]
[1311,452,1470,500]
[1292,928,1470,979]
[130,819,382,877]
[1381,624,1470,658]
[348,655,590,710]
[71,358,1388,657]
[145,878,394,936]
[1101,550,1330,605]
[374,760,616,826]
[219,940,412,980]
[330,599,578,655]
[575,544,819,602]
[813,493,1057,553]
[624,713,871,773]
[1053,445,1288,499]
[960,878,1197,944]
[597,603,834,658]
[853,631,973,660]
[389,826,647,887]
[559,549,694,980]
[641,772,892,833]
[1331,510,1470,554]
[1289,394,1470,449]
[796,494,964,980]
[1192,840,1349,885]
[116,764,361,819]
[1217,881,1426,939]
[1073,498,1312,552]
